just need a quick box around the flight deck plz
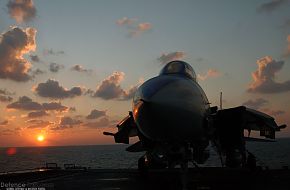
[1,167,290,190]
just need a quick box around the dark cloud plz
[248,56,290,93]
[0,120,9,126]
[69,107,76,112]
[32,68,45,76]
[0,95,13,102]
[85,89,95,96]
[0,27,37,82]
[7,96,42,110]
[0,89,13,102]
[93,72,126,100]
[116,17,152,37]
[34,79,83,99]
[157,52,185,65]
[71,65,93,74]
[27,110,49,118]
[26,119,52,129]
[7,0,36,23]
[52,116,82,130]
[43,49,64,56]
[86,109,106,120]
[257,0,288,13]
[0,129,15,135]
[42,102,68,111]
[91,72,141,101]
[7,96,68,112]
[29,54,40,62]
[83,117,110,128]
[49,62,64,73]
[242,98,268,109]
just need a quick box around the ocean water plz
[0,138,290,173]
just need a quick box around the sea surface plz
[0,138,290,173]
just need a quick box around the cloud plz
[0,95,13,102]
[0,120,9,126]
[71,65,92,74]
[69,107,76,112]
[116,17,137,26]
[129,22,152,37]
[90,72,141,100]
[29,54,40,62]
[0,27,37,82]
[0,89,14,96]
[43,49,64,56]
[247,56,290,93]
[197,69,221,81]
[93,72,126,100]
[27,110,49,118]
[31,68,45,76]
[7,96,68,111]
[242,98,269,109]
[26,119,52,129]
[116,17,152,37]
[257,0,288,13]
[7,96,42,110]
[49,62,64,73]
[0,89,14,102]
[157,52,186,65]
[7,0,36,23]
[52,116,82,130]
[42,102,68,111]
[123,78,144,100]
[0,129,15,135]
[123,85,138,100]
[86,109,106,120]
[34,79,83,99]
[83,117,110,128]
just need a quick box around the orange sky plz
[0,0,290,147]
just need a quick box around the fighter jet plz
[104,60,286,171]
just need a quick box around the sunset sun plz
[37,135,45,142]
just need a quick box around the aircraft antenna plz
[220,92,222,110]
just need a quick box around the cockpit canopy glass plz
[159,61,196,81]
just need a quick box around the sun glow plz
[37,135,45,142]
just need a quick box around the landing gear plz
[246,151,256,170]
[138,156,148,173]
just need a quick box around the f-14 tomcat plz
[104,60,286,171]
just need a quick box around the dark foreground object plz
[1,168,290,190]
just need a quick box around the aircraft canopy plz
[159,61,197,81]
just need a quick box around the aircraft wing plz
[214,106,286,139]
[242,107,286,138]
[103,112,138,144]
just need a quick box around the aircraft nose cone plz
[133,76,208,142]
[136,76,176,102]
